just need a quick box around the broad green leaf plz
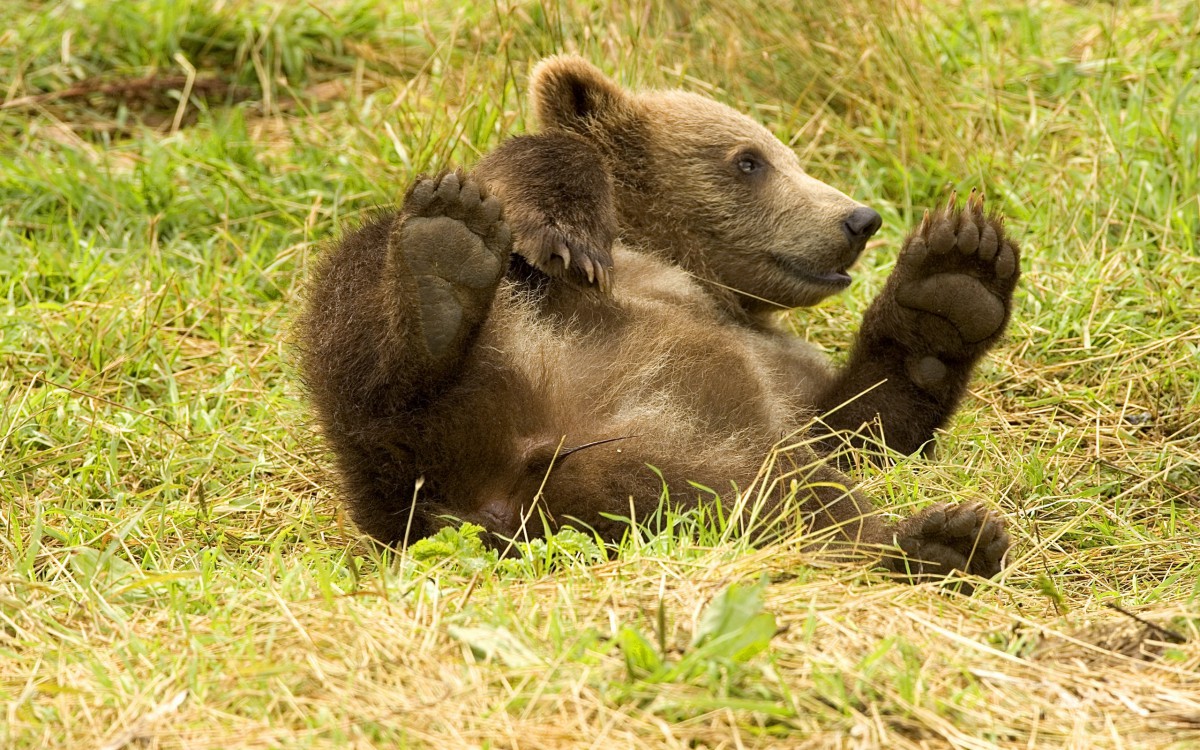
[616,625,664,678]
[692,574,772,649]
[447,625,542,668]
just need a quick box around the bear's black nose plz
[842,206,883,243]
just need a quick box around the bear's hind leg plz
[787,460,1009,595]
[815,194,1020,457]
[299,172,511,546]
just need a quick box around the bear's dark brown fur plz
[297,57,1021,589]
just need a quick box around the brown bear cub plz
[298,57,1021,589]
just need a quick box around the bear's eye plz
[736,153,764,175]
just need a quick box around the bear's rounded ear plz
[530,56,628,132]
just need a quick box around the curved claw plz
[552,240,571,271]
[580,254,596,284]
[597,265,612,294]
[968,187,987,213]
[945,189,958,211]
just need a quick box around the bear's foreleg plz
[814,195,1020,457]
[474,133,617,292]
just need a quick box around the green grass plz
[2,0,1199,747]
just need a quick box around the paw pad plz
[891,192,1020,357]
[392,172,512,360]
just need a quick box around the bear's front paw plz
[391,172,512,360]
[887,192,1020,376]
[511,215,615,294]
[883,500,1010,595]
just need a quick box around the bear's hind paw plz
[891,193,1020,359]
[884,500,1010,595]
[391,172,512,361]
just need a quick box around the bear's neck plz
[613,199,758,328]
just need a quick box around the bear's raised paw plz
[390,172,512,361]
[887,192,1020,380]
[514,220,615,294]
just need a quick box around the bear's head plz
[529,56,881,316]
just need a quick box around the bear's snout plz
[842,206,882,253]
[472,494,527,539]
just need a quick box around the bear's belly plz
[417,354,788,541]
[405,278,831,538]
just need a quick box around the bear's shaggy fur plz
[297,57,1021,588]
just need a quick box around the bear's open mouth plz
[771,252,852,288]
